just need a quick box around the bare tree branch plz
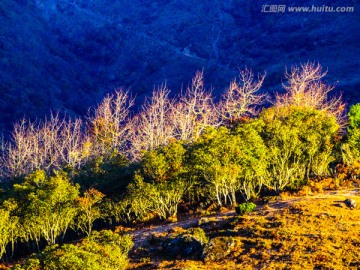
[219,68,267,125]
[275,62,345,125]
[172,71,218,141]
[130,85,174,159]
[88,88,134,156]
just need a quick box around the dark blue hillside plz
[0,0,359,134]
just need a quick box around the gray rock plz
[344,198,357,209]
[202,237,236,263]
[162,234,203,259]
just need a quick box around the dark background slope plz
[0,0,359,134]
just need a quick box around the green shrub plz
[258,105,339,192]
[342,103,360,165]
[348,103,360,132]
[191,125,267,206]
[13,230,133,270]
[125,141,190,220]
[12,170,80,246]
[187,227,209,245]
[0,200,18,260]
[235,202,256,216]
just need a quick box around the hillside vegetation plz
[0,63,360,269]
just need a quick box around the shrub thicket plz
[342,104,360,165]
[125,141,190,220]
[235,202,257,215]
[258,105,340,191]
[191,125,267,206]
[12,230,133,270]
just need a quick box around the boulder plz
[202,236,236,263]
[344,198,357,209]
[162,233,204,259]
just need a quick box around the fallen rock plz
[162,234,203,259]
[202,236,236,263]
[344,198,357,209]
[162,228,208,259]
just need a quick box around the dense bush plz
[13,230,133,270]
[235,202,257,216]
[0,170,109,261]
[348,103,360,132]
[74,152,132,196]
[125,141,190,220]
[258,105,339,192]
[191,125,267,206]
[342,104,360,165]
[0,204,18,260]
[11,170,80,246]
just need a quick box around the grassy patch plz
[129,191,360,269]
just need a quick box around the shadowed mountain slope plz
[0,0,359,133]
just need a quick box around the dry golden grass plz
[232,192,360,269]
[129,190,360,269]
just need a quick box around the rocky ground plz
[125,189,360,269]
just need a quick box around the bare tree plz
[88,88,134,156]
[275,62,345,124]
[130,85,174,159]
[4,120,30,177]
[171,71,218,141]
[57,117,85,170]
[39,114,64,171]
[219,68,267,125]
[3,114,87,178]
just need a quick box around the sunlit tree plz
[127,141,189,220]
[191,125,267,205]
[76,188,105,236]
[172,71,218,141]
[130,85,174,159]
[219,68,267,126]
[88,88,134,156]
[13,170,80,245]
[275,62,345,125]
[259,105,339,192]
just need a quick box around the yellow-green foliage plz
[258,105,339,191]
[191,125,267,205]
[14,230,133,270]
[235,202,256,215]
[140,140,187,182]
[128,172,188,220]
[76,188,105,236]
[343,103,360,165]
[126,141,189,220]
[0,201,18,259]
[12,170,80,245]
